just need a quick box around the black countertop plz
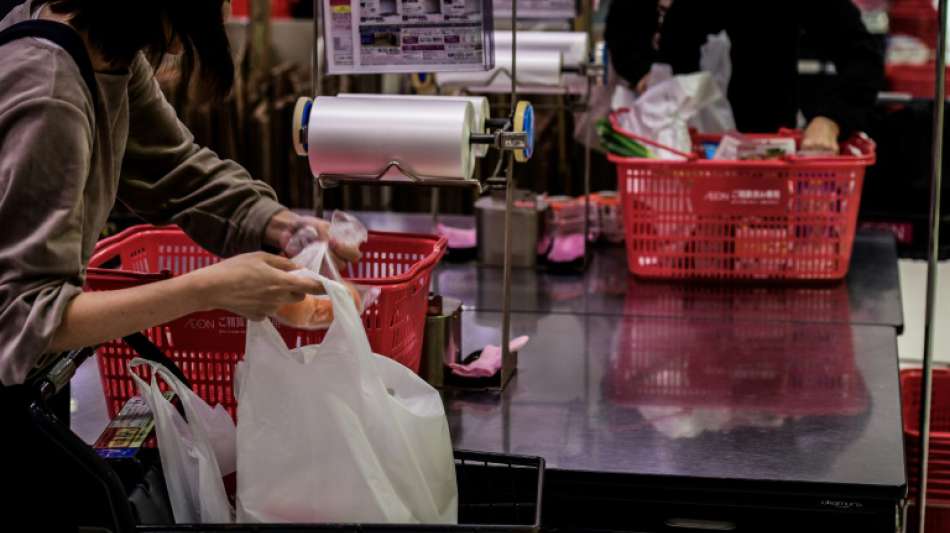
[352,211,904,332]
[340,211,906,501]
[444,311,906,498]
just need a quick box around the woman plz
[605,0,884,153]
[0,1,354,524]
[0,0,359,388]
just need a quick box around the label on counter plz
[492,0,576,19]
[324,0,495,74]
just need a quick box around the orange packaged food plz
[274,281,362,330]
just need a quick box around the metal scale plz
[290,0,539,389]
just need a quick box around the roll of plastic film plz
[493,31,590,67]
[307,96,476,181]
[436,49,563,90]
[338,94,491,158]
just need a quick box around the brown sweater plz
[0,1,285,385]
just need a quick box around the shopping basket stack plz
[885,0,944,98]
[606,111,876,281]
[86,224,446,418]
[889,0,940,48]
[902,369,950,532]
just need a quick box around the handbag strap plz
[123,333,191,388]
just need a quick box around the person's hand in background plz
[801,116,840,155]
[264,209,362,265]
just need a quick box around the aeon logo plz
[703,191,730,202]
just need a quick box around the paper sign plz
[324,0,495,74]
[493,0,576,19]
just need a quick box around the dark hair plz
[42,0,234,101]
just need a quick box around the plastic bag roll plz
[493,31,590,67]
[308,96,476,181]
[436,49,563,89]
[338,94,491,157]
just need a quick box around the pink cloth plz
[449,336,530,378]
[547,233,586,263]
[437,223,477,249]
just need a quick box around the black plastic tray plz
[137,450,544,533]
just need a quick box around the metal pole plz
[582,0,594,267]
[501,0,518,376]
[918,0,948,528]
[312,0,325,218]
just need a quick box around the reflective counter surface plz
[443,312,905,496]
[353,212,904,331]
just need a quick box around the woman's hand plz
[189,252,325,321]
[802,116,841,155]
[264,209,362,265]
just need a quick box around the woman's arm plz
[117,55,285,258]
[49,252,325,353]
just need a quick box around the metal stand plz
[312,0,324,218]
[917,0,948,529]
[499,0,519,389]
[305,0,528,389]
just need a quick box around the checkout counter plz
[361,211,907,532]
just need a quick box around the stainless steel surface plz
[475,194,541,267]
[919,0,948,525]
[353,212,904,330]
[443,311,905,495]
[421,297,463,388]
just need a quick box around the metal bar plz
[582,0,593,267]
[312,0,324,217]
[501,0,517,378]
[918,0,948,528]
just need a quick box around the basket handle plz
[88,224,157,268]
[608,109,697,160]
[85,267,171,284]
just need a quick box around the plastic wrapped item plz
[329,210,368,250]
[275,213,376,330]
[611,65,734,159]
[273,240,379,331]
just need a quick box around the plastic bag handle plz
[128,358,217,447]
[609,109,697,160]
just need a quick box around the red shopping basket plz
[887,63,950,99]
[86,225,446,418]
[902,369,950,440]
[607,111,876,281]
[889,1,939,48]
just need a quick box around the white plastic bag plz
[693,31,735,134]
[612,65,732,159]
[236,274,458,524]
[129,358,235,524]
[271,239,380,330]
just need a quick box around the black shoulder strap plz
[0,0,25,21]
[0,20,99,109]
[122,333,192,388]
